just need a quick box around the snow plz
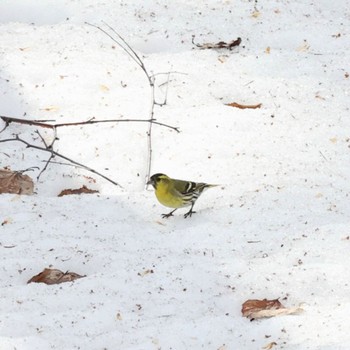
[1,0,350,349]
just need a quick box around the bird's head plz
[147,173,169,189]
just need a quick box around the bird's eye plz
[156,178,161,182]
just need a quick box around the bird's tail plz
[199,183,219,192]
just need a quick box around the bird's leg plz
[184,203,196,218]
[162,209,177,218]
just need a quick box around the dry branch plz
[86,22,170,185]
[0,115,179,132]
[0,25,178,187]
[0,135,122,187]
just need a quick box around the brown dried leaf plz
[263,342,277,350]
[226,102,262,109]
[58,185,99,197]
[242,298,303,320]
[242,299,283,317]
[28,268,85,285]
[296,40,310,52]
[0,169,34,195]
[138,269,154,277]
[1,218,12,226]
[192,36,242,50]
[265,46,271,54]
[100,84,110,92]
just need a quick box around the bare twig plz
[155,72,170,106]
[0,136,122,187]
[0,116,179,132]
[16,166,40,174]
[35,128,59,181]
[96,22,157,183]
[0,121,8,134]
[86,22,168,185]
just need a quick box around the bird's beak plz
[147,178,154,187]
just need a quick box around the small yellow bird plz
[147,173,217,218]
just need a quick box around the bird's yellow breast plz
[155,182,187,208]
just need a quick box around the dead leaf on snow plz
[315,92,326,100]
[1,218,12,226]
[192,36,242,50]
[263,341,277,350]
[225,102,262,109]
[28,268,85,285]
[138,269,154,277]
[296,40,310,52]
[0,169,34,195]
[100,84,110,92]
[39,106,59,112]
[251,10,261,18]
[241,298,304,320]
[217,345,228,350]
[58,185,99,197]
[265,46,271,54]
[218,55,229,63]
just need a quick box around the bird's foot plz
[184,210,196,219]
[161,210,176,219]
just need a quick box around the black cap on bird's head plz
[147,173,168,189]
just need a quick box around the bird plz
[147,173,217,218]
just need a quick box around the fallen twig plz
[35,129,58,181]
[225,102,262,109]
[0,115,179,133]
[0,135,122,187]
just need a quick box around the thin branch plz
[37,152,55,181]
[42,160,86,169]
[146,75,155,184]
[0,119,9,133]
[0,116,52,129]
[16,166,40,174]
[155,72,170,106]
[35,130,49,148]
[0,136,122,187]
[151,71,188,78]
[86,22,161,185]
[53,118,179,131]
[102,22,144,63]
[0,115,179,132]
[86,22,141,68]
[35,129,59,181]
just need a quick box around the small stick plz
[0,136,122,187]
[0,115,179,132]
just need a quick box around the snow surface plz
[1,0,350,349]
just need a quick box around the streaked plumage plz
[147,173,217,218]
